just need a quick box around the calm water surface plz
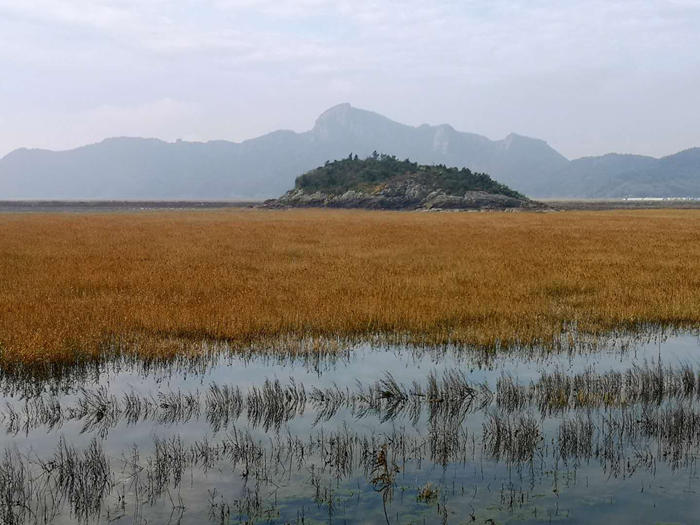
[1,333,699,524]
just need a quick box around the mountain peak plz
[311,103,402,140]
[312,103,354,134]
[504,132,541,143]
[317,102,353,118]
[2,147,29,160]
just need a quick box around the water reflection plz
[0,332,698,524]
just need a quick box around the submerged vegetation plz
[5,389,700,523]
[7,361,700,439]
[1,209,700,367]
[0,370,494,435]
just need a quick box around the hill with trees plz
[269,153,539,210]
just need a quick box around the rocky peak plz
[432,124,456,154]
[312,103,355,139]
[311,103,405,141]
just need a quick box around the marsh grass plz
[4,397,700,525]
[2,209,700,366]
[483,411,542,464]
[5,403,700,524]
[7,363,700,437]
[497,361,700,414]
[0,371,494,435]
[0,437,110,525]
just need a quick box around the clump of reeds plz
[497,361,700,414]
[556,416,595,465]
[47,437,112,521]
[0,437,114,524]
[206,383,244,432]
[247,378,306,431]
[0,447,51,525]
[483,411,542,464]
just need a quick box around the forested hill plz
[295,153,524,199]
[270,154,539,210]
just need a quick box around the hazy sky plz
[1,0,698,160]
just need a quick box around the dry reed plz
[2,209,700,366]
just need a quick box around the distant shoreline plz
[545,199,700,211]
[3,199,700,213]
[0,200,259,213]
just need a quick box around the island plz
[266,153,543,211]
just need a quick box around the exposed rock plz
[265,179,545,211]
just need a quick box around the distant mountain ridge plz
[1,103,698,199]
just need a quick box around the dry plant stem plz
[1,209,700,365]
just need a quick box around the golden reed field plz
[1,208,700,367]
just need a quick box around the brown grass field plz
[1,209,700,367]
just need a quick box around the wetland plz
[1,209,700,524]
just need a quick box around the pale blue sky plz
[1,0,698,159]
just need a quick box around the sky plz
[1,0,699,160]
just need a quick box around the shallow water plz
[1,333,699,524]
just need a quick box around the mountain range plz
[1,103,698,199]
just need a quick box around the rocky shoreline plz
[264,178,545,211]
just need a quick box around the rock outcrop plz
[266,177,543,211]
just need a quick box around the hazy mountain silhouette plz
[555,149,700,198]
[1,103,698,199]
